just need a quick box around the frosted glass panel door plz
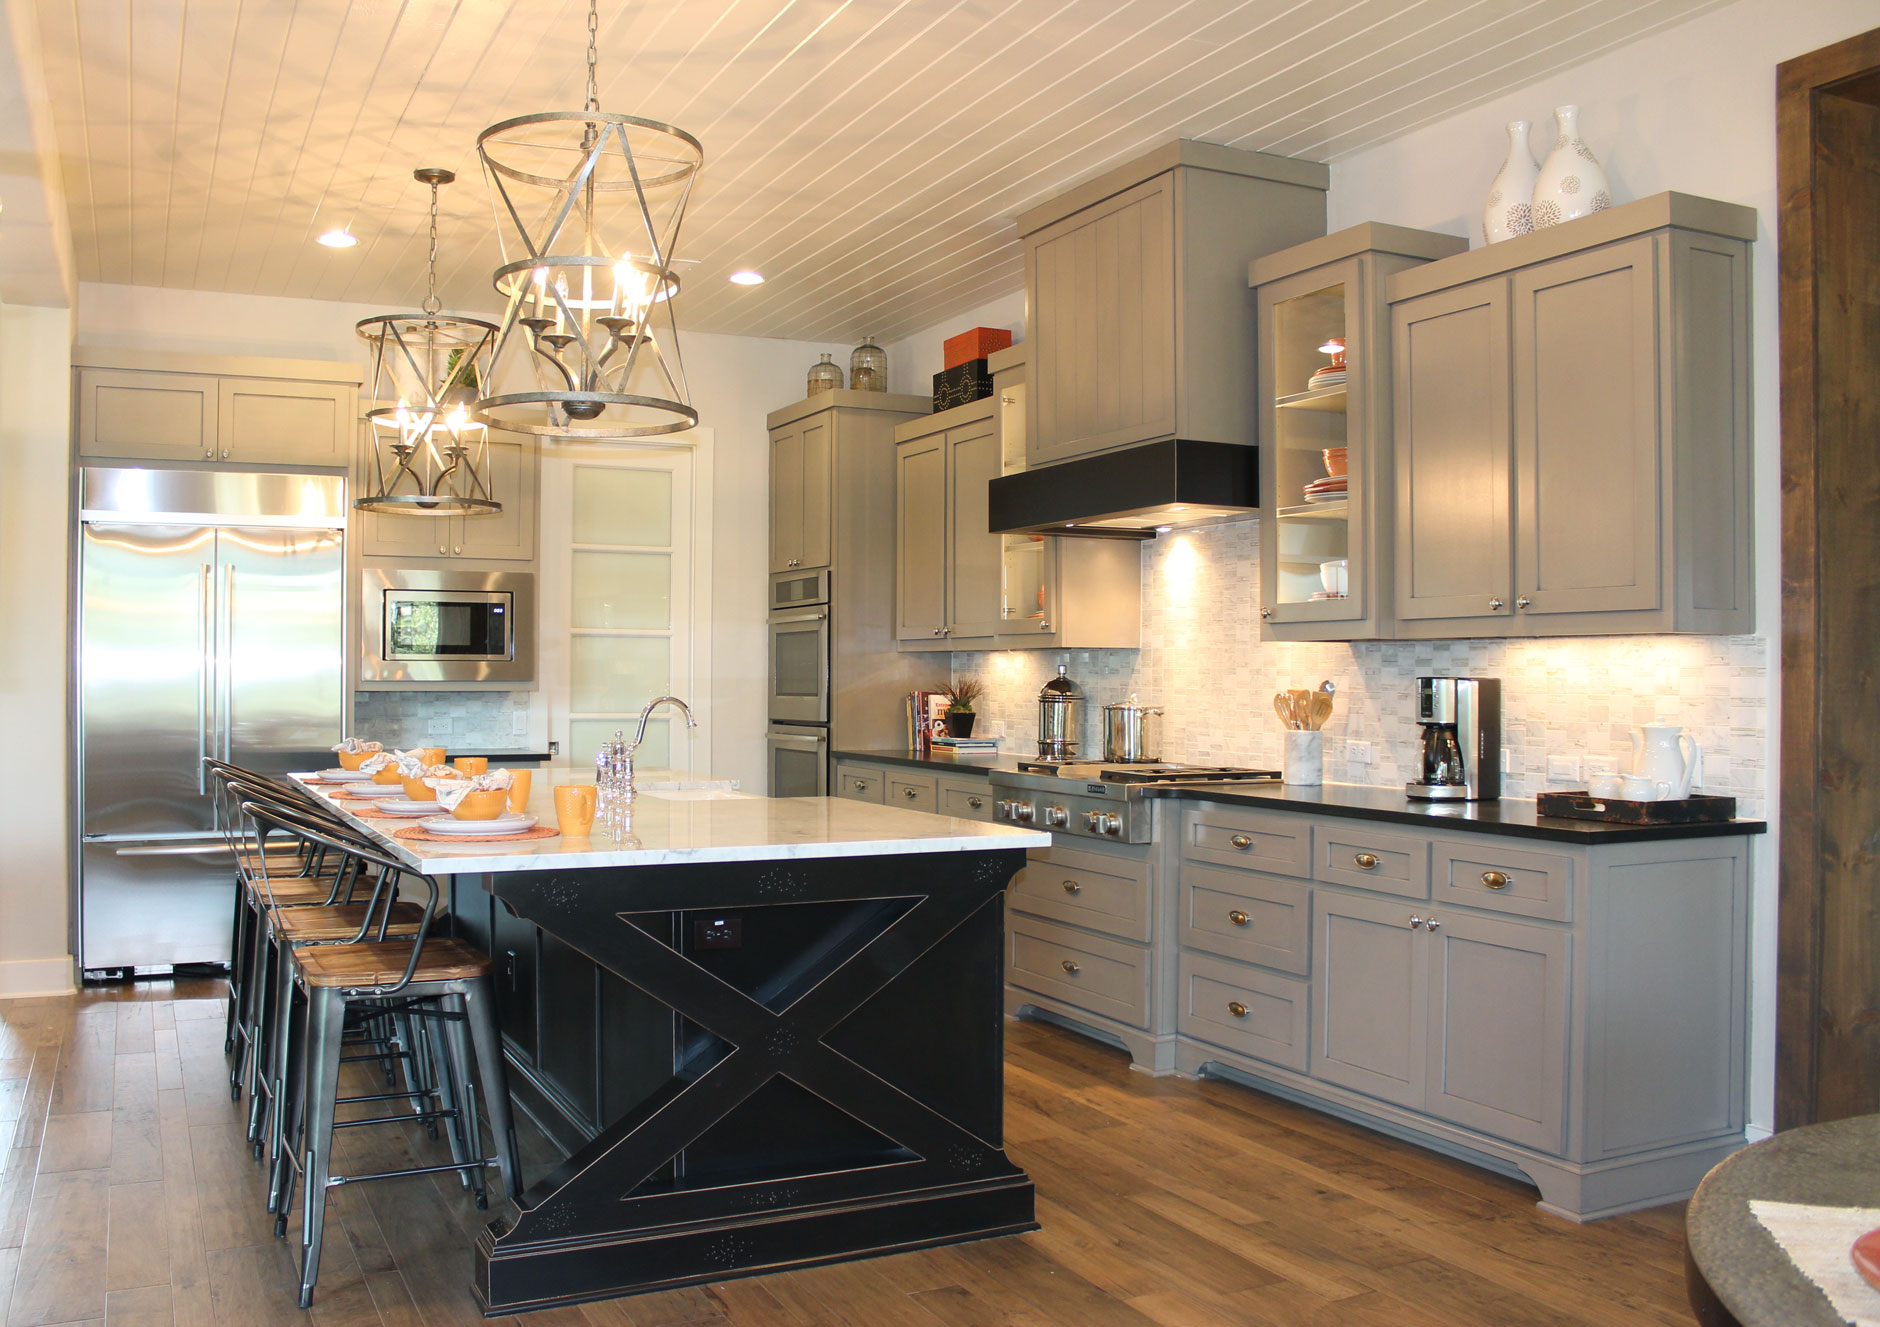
[542,447,700,773]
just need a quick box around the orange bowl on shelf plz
[336,749,371,771]
[370,765,404,785]
[1322,447,1348,478]
[450,789,509,820]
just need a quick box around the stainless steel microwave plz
[360,568,536,686]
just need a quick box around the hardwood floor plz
[0,979,1694,1326]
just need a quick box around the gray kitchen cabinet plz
[1017,139,1327,467]
[1386,192,1756,637]
[895,396,1140,651]
[1251,226,1467,641]
[1312,890,1428,1109]
[769,412,832,574]
[937,775,993,821]
[74,348,359,469]
[886,770,938,813]
[354,434,537,563]
[833,762,886,803]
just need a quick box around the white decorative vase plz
[1482,120,1539,243]
[1530,104,1612,230]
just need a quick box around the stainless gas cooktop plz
[989,762,1280,842]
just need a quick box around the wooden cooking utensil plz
[1309,692,1334,730]
[1273,693,1297,730]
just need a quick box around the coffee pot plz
[1631,723,1701,799]
[1037,664,1083,761]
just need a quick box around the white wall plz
[0,301,76,994]
[884,289,1027,398]
[1322,0,1880,1141]
[75,282,845,791]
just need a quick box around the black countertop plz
[830,750,1766,845]
[450,749,554,764]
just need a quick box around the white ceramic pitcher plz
[1631,724,1702,799]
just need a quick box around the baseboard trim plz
[0,956,77,998]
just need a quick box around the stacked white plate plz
[418,814,538,836]
[375,799,441,816]
[316,768,371,782]
[346,784,410,799]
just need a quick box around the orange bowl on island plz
[450,789,509,820]
[371,764,404,785]
[402,776,434,802]
[336,749,371,771]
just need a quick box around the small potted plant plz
[942,677,983,738]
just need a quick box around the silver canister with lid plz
[1101,694,1164,763]
[1037,663,1083,761]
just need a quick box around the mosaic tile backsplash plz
[351,690,534,750]
[952,520,1771,816]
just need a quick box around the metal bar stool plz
[242,802,521,1308]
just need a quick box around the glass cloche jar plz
[806,353,843,396]
[849,336,887,392]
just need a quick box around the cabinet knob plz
[853,779,868,791]
[1062,879,1082,895]
[1230,834,1252,850]
[1516,596,1531,610]
[453,546,462,555]
[1227,909,1249,927]
[1408,915,1423,929]
[967,796,982,809]
[942,628,951,637]
[221,449,230,459]
[1425,917,1441,931]
[1355,851,1380,871]
[1481,870,1510,891]
[903,787,918,800]
[1227,1000,1248,1018]
[1489,597,1504,611]
[1060,959,1080,975]
[1260,607,1272,619]
[932,628,943,637]
[1039,621,1051,632]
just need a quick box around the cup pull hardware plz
[1060,959,1080,975]
[1227,910,1250,927]
[1227,1001,1248,1018]
[1481,870,1510,890]
[1062,880,1081,895]
[1355,851,1380,871]
[1230,834,1252,850]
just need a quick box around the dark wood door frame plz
[1776,24,1880,1131]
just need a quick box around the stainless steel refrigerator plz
[77,467,346,972]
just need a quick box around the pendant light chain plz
[585,0,600,113]
[422,176,442,317]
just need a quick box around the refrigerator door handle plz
[113,841,235,858]
[221,564,235,763]
[198,563,213,793]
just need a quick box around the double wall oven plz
[767,567,831,796]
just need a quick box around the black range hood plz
[986,439,1259,539]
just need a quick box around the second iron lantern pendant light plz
[474,0,702,440]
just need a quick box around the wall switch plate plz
[1345,740,1372,765]
[1547,755,1582,783]
[511,709,529,735]
[692,917,742,950]
[1500,747,1513,774]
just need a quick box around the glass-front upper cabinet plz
[1253,226,1467,642]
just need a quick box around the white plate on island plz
[343,784,409,798]
[316,768,372,782]
[375,799,441,816]
[419,814,538,836]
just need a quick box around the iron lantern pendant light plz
[355,167,502,517]
[474,0,702,440]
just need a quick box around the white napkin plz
[424,768,513,812]
[1750,1199,1880,1326]
[358,751,397,775]
[331,737,382,755]
[391,749,435,778]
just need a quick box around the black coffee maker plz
[1405,677,1501,801]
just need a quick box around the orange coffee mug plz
[506,769,533,815]
[553,785,596,836]
[453,756,488,776]
[416,747,447,766]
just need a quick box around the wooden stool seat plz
[246,878,337,905]
[296,937,493,988]
[274,903,427,943]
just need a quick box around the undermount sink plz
[637,788,749,801]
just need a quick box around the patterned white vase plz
[1530,104,1612,229]
[1482,120,1539,243]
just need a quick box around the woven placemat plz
[392,824,560,844]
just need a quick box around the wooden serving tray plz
[1537,790,1738,825]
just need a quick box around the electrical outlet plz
[428,718,453,736]
[1547,755,1582,783]
[1500,746,1513,774]
[692,916,742,950]
[1345,740,1372,766]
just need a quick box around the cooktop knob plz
[1012,802,1035,824]
[1044,805,1068,828]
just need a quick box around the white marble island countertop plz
[292,774,1047,875]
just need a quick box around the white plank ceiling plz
[36,0,1730,342]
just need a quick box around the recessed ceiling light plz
[317,229,358,249]
[728,270,765,285]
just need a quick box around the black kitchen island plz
[299,777,1047,1315]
